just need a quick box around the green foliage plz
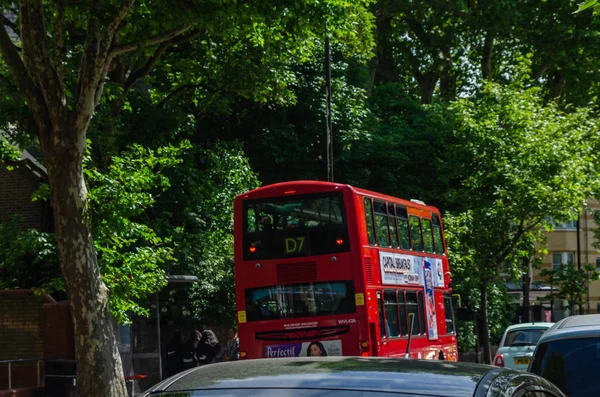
[338,85,458,207]
[0,136,20,167]
[440,83,599,358]
[575,0,600,15]
[444,211,515,352]
[152,141,260,325]
[83,141,192,323]
[0,215,60,290]
[233,48,372,183]
[540,264,600,312]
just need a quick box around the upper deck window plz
[422,218,434,254]
[432,214,445,255]
[373,201,391,247]
[410,216,424,252]
[243,193,349,260]
[396,205,411,250]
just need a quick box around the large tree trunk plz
[439,67,456,101]
[482,29,494,81]
[373,15,398,88]
[45,131,127,397]
[548,71,564,100]
[416,72,438,104]
[478,282,492,364]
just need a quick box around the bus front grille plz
[277,262,317,283]
[255,325,350,341]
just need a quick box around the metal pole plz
[37,360,40,386]
[8,362,11,390]
[325,35,333,182]
[577,214,583,315]
[550,273,554,322]
[156,293,163,381]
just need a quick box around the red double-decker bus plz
[233,181,457,360]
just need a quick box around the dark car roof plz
[145,357,562,397]
[538,314,600,344]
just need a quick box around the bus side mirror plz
[451,294,461,309]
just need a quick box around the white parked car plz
[493,322,554,370]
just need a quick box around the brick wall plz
[0,290,51,391]
[0,162,48,231]
[0,290,46,361]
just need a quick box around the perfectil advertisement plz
[264,340,342,358]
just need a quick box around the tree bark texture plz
[478,283,492,364]
[416,72,438,104]
[373,15,398,87]
[45,139,128,397]
[482,29,494,81]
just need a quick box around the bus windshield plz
[243,193,349,260]
[245,281,356,322]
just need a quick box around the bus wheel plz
[438,351,445,360]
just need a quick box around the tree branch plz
[123,29,202,93]
[157,84,199,108]
[1,13,19,36]
[73,0,135,132]
[110,24,192,56]
[55,0,65,85]
[0,23,51,144]
[19,0,66,125]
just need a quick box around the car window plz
[503,329,547,347]
[529,337,600,397]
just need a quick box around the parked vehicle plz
[493,322,554,370]
[528,314,600,397]
[141,356,565,397]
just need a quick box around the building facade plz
[532,198,600,318]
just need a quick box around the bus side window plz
[398,289,408,337]
[373,201,390,247]
[417,291,426,336]
[406,291,421,336]
[377,292,386,338]
[387,203,399,248]
[396,205,411,250]
[410,216,424,252]
[384,290,400,337]
[443,293,456,335]
[422,218,434,254]
[364,198,377,246]
[432,214,445,255]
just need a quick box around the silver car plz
[494,322,554,370]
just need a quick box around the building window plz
[596,258,600,269]
[552,252,574,270]
[548,216,577,230]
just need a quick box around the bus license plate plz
[514,357,530,365]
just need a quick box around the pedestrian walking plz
[182,330,201,370]
[223,327,240,361]
[196,329,221,365]
[165,330,183,376]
